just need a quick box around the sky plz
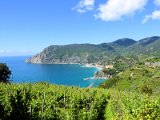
[0,0,160,56]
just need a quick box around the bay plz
[0,56,105,87]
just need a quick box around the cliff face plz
[26,55,85,64]
[26,42,120,64]
[26,54,42,63]
[26,45,94,64]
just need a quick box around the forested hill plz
[26,36,160,64]
[125,36,160,55]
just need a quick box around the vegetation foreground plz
[1,55,160,119]
[0,82,159,120]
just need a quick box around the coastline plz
[25,59,106,87]
[26,61,103,70]
[84,77,108,81]
[81,63,109,81]
[26,60,106,78]
[81,63,103,71]
[25,61,81,65]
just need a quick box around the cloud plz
[0,50,37,56]
[0,50,9,54]
[142,0,160,23]
[95,0,148,21]
[142,10,160,23]
[154,0,160,6]
[73,0,95,13]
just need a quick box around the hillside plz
[112,38,136,47]
[1,37,160,119]
[1,56,160,119]
[26,38,137,64]
[0,82,159,119]
[26,36,160,64]
[26,44,117,64]
[125,36,160,56]
[100,60,160,96]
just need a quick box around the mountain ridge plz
[26,36,160,64]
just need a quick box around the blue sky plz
[0,0,160,56]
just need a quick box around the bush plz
[141,84,152,95]
[0,63,11,83]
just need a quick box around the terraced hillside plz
[0,83,159,120]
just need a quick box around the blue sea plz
[0,56,105,87]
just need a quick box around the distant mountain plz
[138,36,160,46]
[126,36,160,55]
[112,38,136,47]
[26,43,117,64]
[26,36,160,64]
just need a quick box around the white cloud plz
[0,50,9,54]
[73,0,95,13]
[95,0,148,21]
[0,50,37,56]
[142,10,160,23]
[154,0,160,6]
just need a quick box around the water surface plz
[0,56,105,87]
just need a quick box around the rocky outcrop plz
[25,54,42,63]
[26,45,91,64]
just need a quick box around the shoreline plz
[84,77,108,81]
[26,61,103,70]
[26,61,81,65]
[81,63,103,71]
[26,61,107,80]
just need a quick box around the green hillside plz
[125,36,160,56]
[26,38,137,64]
[101,65,160,95]
[0,82,159,120]
[1,56,160,120]
[2,36,160,119]
[26,36,160,65]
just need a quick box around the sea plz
[0,56,106,87]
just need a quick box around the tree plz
[102,68,117,76]
[0,63,11,83]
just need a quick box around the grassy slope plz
[100,64,160,96]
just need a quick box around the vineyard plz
[0,82,159,120]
